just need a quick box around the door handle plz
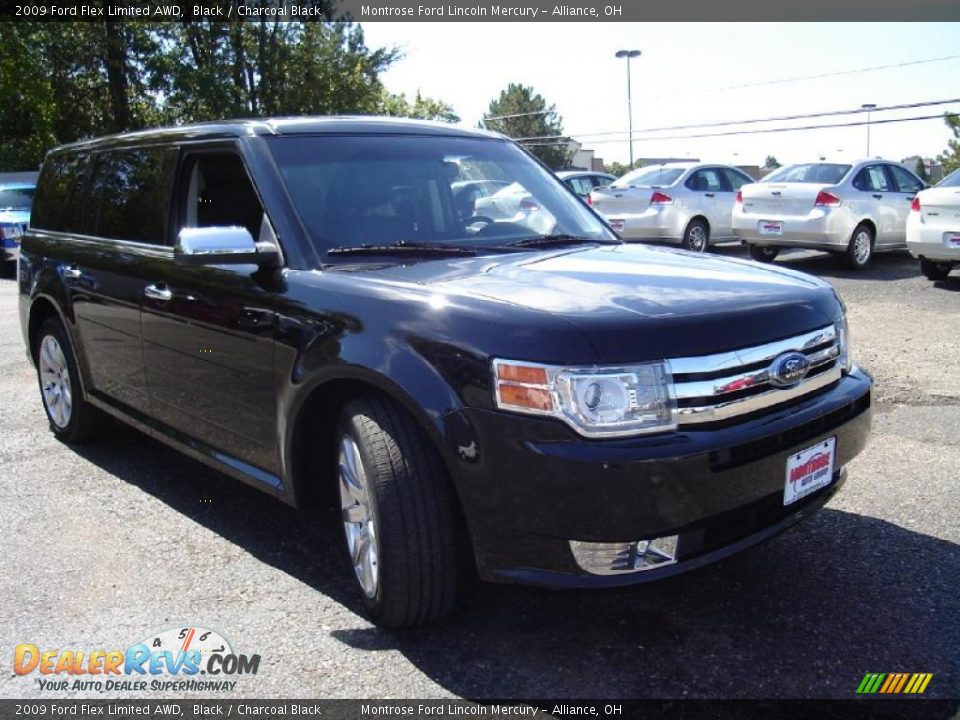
[906,196,915,201]
[705,192,715,198]
[872,194,883,199]
[61,265,82,281]
[144,283,173,302]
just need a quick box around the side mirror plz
[174,226,280,268]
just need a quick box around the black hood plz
[368,244,841,363]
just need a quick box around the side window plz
[179,153,264,240]
[86,147,176,244]
[31,153,89,233]
[686,169,725,192]
[853,165,891,193]
[888,165,924,194]
[722,169,752,191]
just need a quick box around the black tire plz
[34,317,106,443]
[681,219,709,253]
[919,258,952,281]
[846,223,875,270]
[748,244,780,263]
[335,395,459,627]
[0,259,14,279]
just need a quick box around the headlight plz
[835,315,852,372]
[492,359,676,437]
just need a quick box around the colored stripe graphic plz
[857,672,932,694]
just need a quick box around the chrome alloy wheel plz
[39,335,72,429]
[853,229,872,265]
[687,225,707,252]
[338,434,379,598]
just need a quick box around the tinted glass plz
[0,187,34,211]
[32,154,88,232]
[612,166,685,188]
[764,164,851,184]
[267,135,616,257]
[938,168,960,188]
[853,166,891,192]
[86,148,175,244]
[686,168,726,192]
[180,153,264,239]
[888,165,923,193]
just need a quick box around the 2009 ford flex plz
[19,118,872,627]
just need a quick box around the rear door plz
[60,147,176,415]
[887,164,925,246]
[140,146,281,480]
[851,164,899,245]
[685,167,730,236]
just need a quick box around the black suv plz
[19,118,872,627]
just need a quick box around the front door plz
[140,148,280,482]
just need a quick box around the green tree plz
[605,161,637,178]
[914,158,929,182]
[938,114,960,175]
[482,83,572,169]
[764,155,781,170]
[378,91,459,122]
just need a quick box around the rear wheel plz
[846,224,874,270]
[34,317,106,443]
[335,395,459,627]
[920,258,952,281]
[748,244,780,263]
[682,220,709,253]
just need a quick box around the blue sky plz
[361,22,960,167]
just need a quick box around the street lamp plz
[861,103,877,157]
[615,49,641,167]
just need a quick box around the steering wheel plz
[462,215,495,233]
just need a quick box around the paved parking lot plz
[1,247,958,700]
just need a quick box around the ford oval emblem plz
[769,352,811,388]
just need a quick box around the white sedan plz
[588,162,755,252]
[906,168,960,281]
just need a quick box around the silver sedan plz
[589,162,756,252]
[733,159,926,269]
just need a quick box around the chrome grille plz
[669,325,840,425]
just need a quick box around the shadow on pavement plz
[69,423,960,701]
[711,245,923,282]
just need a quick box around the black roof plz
[50,116,506,154]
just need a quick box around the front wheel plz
[748,244,780,263]
[682,220,709,253]
[34,317,106,442]
[335,396,459,627]
[919,258,952,281]
[846,224,874,270]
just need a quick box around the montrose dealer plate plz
[784,437,836,506]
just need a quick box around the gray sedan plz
[733,160,926,269]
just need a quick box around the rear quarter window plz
[31,153,88,233]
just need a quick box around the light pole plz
[861,103,877,157]
[616,49,641,167]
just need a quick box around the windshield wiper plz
[327,241,477,257]
[502,234,615,249]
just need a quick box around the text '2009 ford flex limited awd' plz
[19,118,872,627]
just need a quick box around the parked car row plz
[584,159,958,281]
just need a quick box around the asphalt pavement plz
[1,247,957,701]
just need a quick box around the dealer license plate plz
[784,437,835,506]
[759,221,783,236]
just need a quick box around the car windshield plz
[611,166,685,188]
[937,168,960,188]
[763,164,851,184]
[265,135,618,260]
[0,187,34,211]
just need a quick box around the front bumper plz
[445,368,872,586]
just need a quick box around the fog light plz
[569,535,678,575]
